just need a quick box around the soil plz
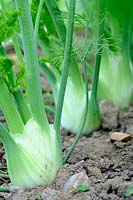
[0,101,133,200]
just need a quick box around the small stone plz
[63,172,90,192]
[110,132,132,142]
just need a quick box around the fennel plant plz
[30,0,106,162]
[33,0,104,136]
[98,2,133,108]
[0,0,76,188]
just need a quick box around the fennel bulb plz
[2,119,59,188]
[60,77,100,135]
[98,52,133,108]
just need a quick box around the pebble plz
[110,132,132,142]
[63,171,89,192]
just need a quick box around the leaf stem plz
[12,33,25,67]
[91,7,105,98]
[0,78,24,134]
[54,0,76,164]
[63,27,89,164]
[15,0,49,131]
[63,61,88,164]
[35,0,44,41]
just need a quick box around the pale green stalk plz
[11,34,31,123]
[54,0,76,160]
[63,26,89,163]
[91,6,105,98]
[35,0,44,41]
[12,33,25,67]
[63,61,88,163]
[0,77,24,134]
[35,0,59,100]
[15,0,49,131]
